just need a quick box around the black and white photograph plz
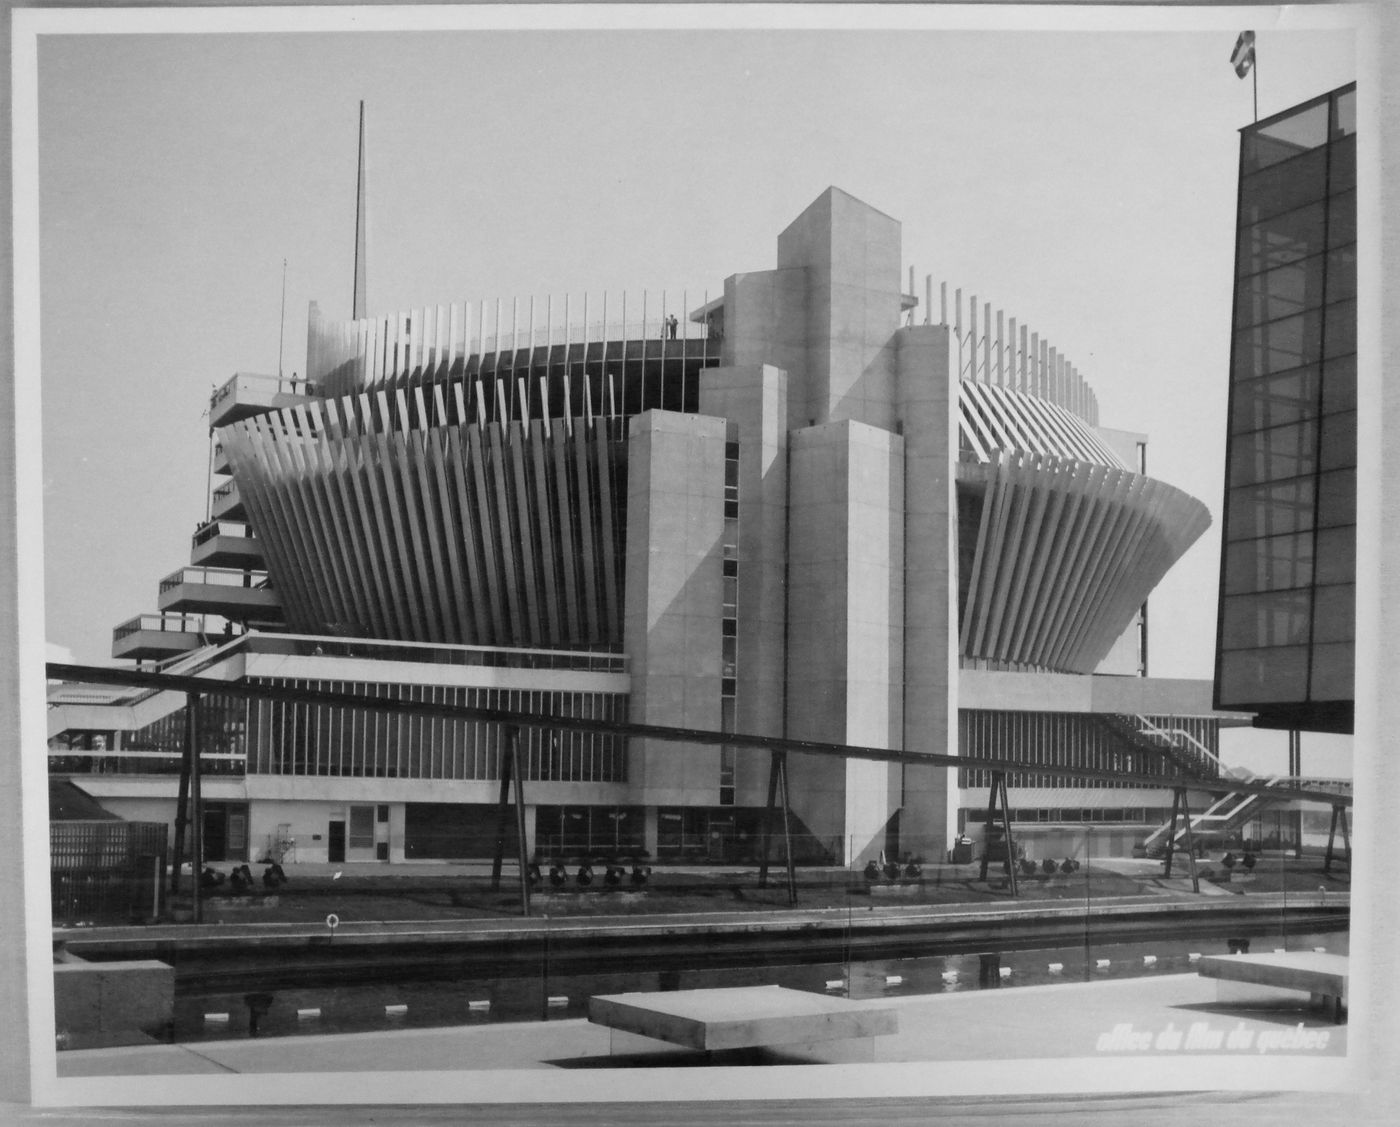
[3,2,1395,1123]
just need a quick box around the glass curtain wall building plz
[1215,84,1357,734]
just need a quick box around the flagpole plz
[1253,47,1258,123]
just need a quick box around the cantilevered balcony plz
[191,519,263,569]
[210,481,245,520]
[111,613,211,661]
[212,439,230,475]
[157,566,281,620]
[208,371,319,429]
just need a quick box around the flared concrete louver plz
[959,380,1126,468]
[958,450,1210,674]
[218,390,627,648]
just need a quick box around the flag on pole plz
[1231,31,1256,79]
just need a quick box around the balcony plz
[110,613,211,661]
[156,566,281,620]
[208,371,319,429]
[191,519,263,569]
[210,481,245,520]
[212,440,229,475]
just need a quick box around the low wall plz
[53,959,175,1038]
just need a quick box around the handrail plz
[1133,716,1227,774]
[210,371,319,413]
[158,566,269,593]
[112,613,206,640]
[192,520,253,546]
[241,631,628,673]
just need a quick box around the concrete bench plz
[587,984,898,1061]
[1196,951,1348,1023]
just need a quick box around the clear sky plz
[31,7,1361,774]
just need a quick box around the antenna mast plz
[277,258,287,379]
[352,100,367,319]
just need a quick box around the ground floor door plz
[347,804,378,862]
[201,802,249,862]
[327,819,346,863]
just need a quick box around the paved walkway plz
[56,971,1346,1077]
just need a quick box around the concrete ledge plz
[1197,951,1347,1021]
[531,891,647,909]
[587,984,897,1052]
[865,882,926,898]
[206,896,281,911]
[54,960,175,1036]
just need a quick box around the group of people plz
[199,861,287,894]
[658,311,724,343]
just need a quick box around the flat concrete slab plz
[1196,951,1347,996]
[587,985,897,1051]
[1197,951,1347,1022]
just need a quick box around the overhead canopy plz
[49,778,122,822]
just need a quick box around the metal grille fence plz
[50,821,167,926]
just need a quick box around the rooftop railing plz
[308,290,723,396]
[209,371,319,415]
[112,613,212,641]
[158,566,269,594]
[242,632,629,674]
[192,520,254,546]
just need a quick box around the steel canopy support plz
[490,725,532,916]
[977,771,1018,897]
[170,699,193,902]
[758,751,797,906]
[511,729,531,916]
[1162,786,1200,893]
[188,693,204,923]
[1324,804,1351,874]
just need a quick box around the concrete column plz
[623,410,727,807]
[895,323,959,862]
[643,805,659,857]
[775,188,903,431]
[785,420,904,865]
[698,364,789,806]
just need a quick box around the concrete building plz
[49,186,1233,867]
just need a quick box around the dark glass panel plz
[1309,641,1354,701]
[1324,245,1357,305]
[1242,102,1330,174]
[1222,531,1313,594]
[1227,420,1317,487]
[1236,201,1327,276]
[1233,254,1325,329]
[1239,147,1327,226]
[1230,365,1320,434]
[1327,190,1356,248]
[1231,309,1324,379]
[1311,583,1355,644]
[1221,590,1312,649]
[1218,646,1309,703]
[1313,524,1355,586]
[1333,88,1356,138]
[1322,355,1357,415]
[1323,299,1357,360]
[1319,410,1357,472]
[1328,134,1356,194]
[1225,475,1315,541]
[1316,468,1356,528]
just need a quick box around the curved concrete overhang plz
[220,396,629,648]
[957,450,1211,674]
